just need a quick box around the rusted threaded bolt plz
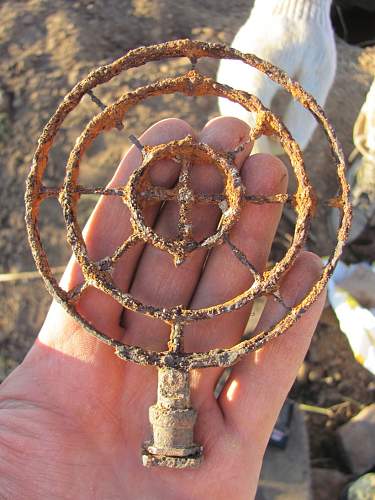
[142,367,202,467]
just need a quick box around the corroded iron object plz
[25,39,351,469]
[142,366,203,468]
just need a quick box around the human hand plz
[0,117,325,499]
[217,0,336,155]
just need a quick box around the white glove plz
[217,0,336,155]
[353,77,375,156]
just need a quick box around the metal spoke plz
[39,185,293,207]
[168,322,185,353]
[244,193,292,204]
[66,281,89,303]
[129,134,144,151]
[224,234,261,281]
[139,188,225,205]
[86,89,124,130]
[139,186,177,201]
[271,290,292,311]
[189,56,198,70]
[39,186,61,199]
[77,186,124,196]
[227,139,253,162]
[111,234,140,264]
[177,159,194,243]
[39,185,125,200]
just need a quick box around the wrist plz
[252,0,332,25]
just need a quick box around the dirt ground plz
[0,0,374,495]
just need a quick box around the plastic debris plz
[327,260,375,375]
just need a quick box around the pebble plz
[333,371,342,382]
[308,367,324,382]
[311,468,349,500]
[337,404,375,474]
[324,376,335,386]
[344,473,375,500]
[296,361,309,384]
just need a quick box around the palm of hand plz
[0,118,324,500]
[1,340,254,499]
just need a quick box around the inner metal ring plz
[125,137,244,261]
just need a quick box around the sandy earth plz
[0,0,374,491]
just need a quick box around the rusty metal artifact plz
[25,40,351,468]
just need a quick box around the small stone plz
[338,263,375,308]
[333,371,342,382]
[346,473,375,500]
[337,404,375,474]
[326,419,336,430]
[311,468,349,500]
[296,361,309,384]
[308,367,324,382]
[324,375,335,386]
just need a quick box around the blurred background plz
[0,1,374,498]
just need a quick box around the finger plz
[42,119,195,346]
[123,117,252,351]
[219,251,325,448]
[186,154,288,400]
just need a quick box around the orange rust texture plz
[25,39,351,371]
[25,39,352,469]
